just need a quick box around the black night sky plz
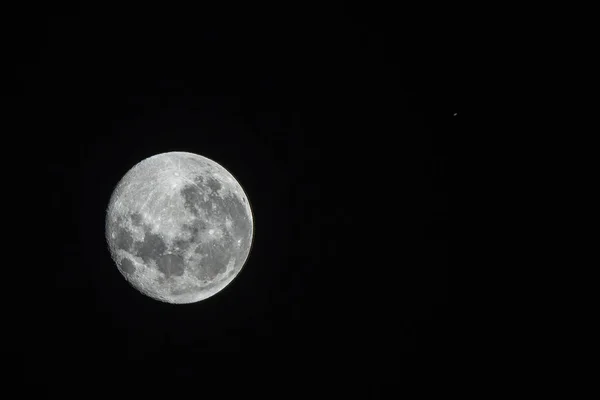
[5,2,453,391]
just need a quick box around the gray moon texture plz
[105,151,254,304]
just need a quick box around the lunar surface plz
[105,151,254,304]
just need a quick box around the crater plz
[192,174,205,185]
[120,258,135,275]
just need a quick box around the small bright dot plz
[454,113,457,116]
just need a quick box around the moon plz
[105,151,254,304]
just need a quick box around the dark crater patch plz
[180,185,203,215]
[130,212,143,226]
[120,258,135,275]
[133,228,167,263]
[172,218,209,252]
[194,236,232,280]
[183,218,208,236]
[155,253,185,277]
[205,177,222,192]
[114,224,134,251]
[180,177,250,226]
[216,195,251,238]
[192,175,205,185]
[180,184,214,216]
[172,237,192,253]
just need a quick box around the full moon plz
[105,151,254,304]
